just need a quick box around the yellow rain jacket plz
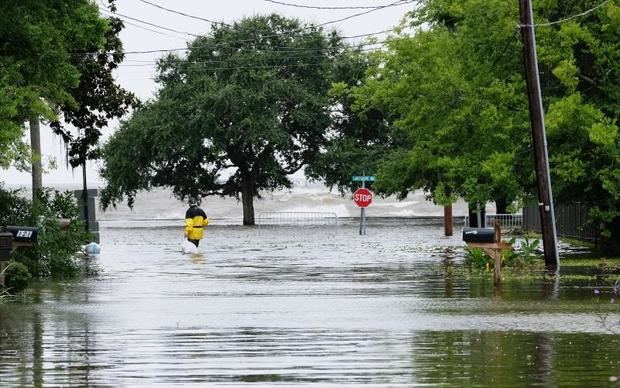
[184,206,208,240]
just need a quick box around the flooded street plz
[1,219,619,386]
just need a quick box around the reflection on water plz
[1,219,619,386]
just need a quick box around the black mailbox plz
[0,232,12,261]
[463,227,495,243]
[6,226,38,243]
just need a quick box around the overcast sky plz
[4,0,414,186]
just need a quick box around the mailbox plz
[0,232,12,261]
[6,226,38,243]
[462,227,495,243]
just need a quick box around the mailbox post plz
[463,221,512,288]
[0,226,40,288]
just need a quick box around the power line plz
[117,39,388,64]
[136,0,231,26]
[112,0,406,47]
[119,29,394,55]
[93,0,398,57]
[99,8,200,37]
[115,42,385,71]
[263,0,411,10]
[120,18,188,40]
[522,0,613,27]
[315,0,416,27]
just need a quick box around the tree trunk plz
[443,205,453,236]
[468,203,486,227]
[495,197,509,214]
[30,117,43,201]
[241,179,255,226]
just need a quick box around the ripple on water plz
[1,221,619,386]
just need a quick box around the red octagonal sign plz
[353,188,373,208]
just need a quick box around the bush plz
[464,237,542,271]
[4,261,32,292]
[503,237,541,268]
[0,185,89,280]
[0,185,30,225]
[464,247,493,270]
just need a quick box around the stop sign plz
[353,188,373,208]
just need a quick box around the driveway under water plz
[1,219,619,386]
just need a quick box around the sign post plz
[352,175,375,235]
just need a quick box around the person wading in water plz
[184,197,208,247]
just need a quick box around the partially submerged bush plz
[1,185,89,289]
[464,247,492,270]
[3,261,31,291]
[464,237,542,271]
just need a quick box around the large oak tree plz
[101,14,342,225]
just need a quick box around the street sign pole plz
[352,174,375,235]
[360,178,366,235]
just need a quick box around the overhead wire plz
[521,0,613,27]
[95,0,408,68]
[136,0,231,26]
[117,46,386,69]
[119,27,394,55]
[263,0,413,10]
[314,0,416,28]
[101,0,410,52]
[117,18,189,40]
[99,7,200,37]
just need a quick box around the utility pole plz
[518,0,559,269]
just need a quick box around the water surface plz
[1,219,619,386]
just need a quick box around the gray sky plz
[4,0,413,186]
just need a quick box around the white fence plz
[463,213,523,232]
[257,212,338,226]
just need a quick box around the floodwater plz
[1,218,619,387]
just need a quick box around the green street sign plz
[352,175,375,182]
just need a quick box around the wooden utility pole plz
[518,0,559,269]
[29,117,43,201]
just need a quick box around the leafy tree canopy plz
[50,2,138,167]
[350,0,530,211]
[101,14,342,224]
[305,48,408,195]
[0,0,112,169]
[348,0,620,221]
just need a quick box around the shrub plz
[0,185,89,281]
[4,261,32,292]
[464,247,492,270]
[504,237,541,268]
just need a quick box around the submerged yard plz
[0,218,618,386]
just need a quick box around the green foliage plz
[101,14,342,225]
[465,237,542,271]
[503,237,541,268]
[344,0,620,244]
[0,185,31,226]
[0,0,111,169]
[464,248,493,270]
[305,49,406,194]
[4,261,32,292]
[0,186,88,280]
[50,2,137,167]
[352,0,529,209]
